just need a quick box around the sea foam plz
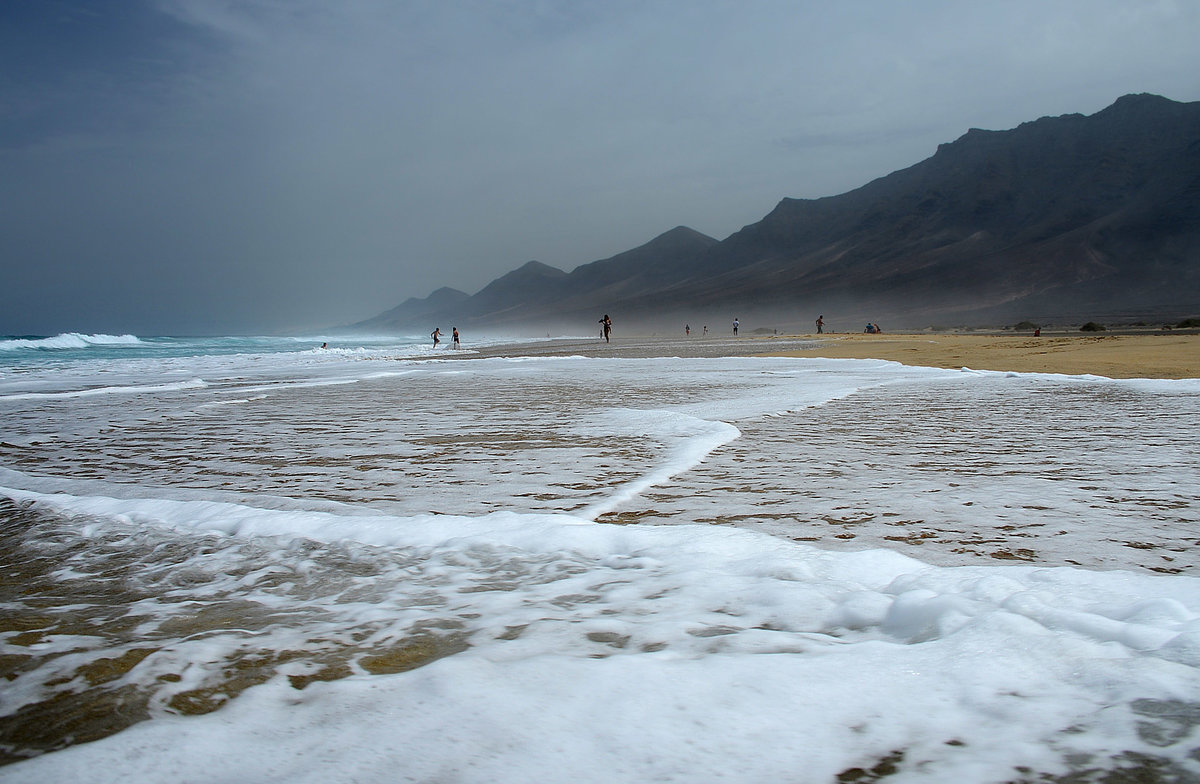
[2,481,1198,784]
[0,343,1197,782]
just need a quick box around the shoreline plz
[459,331,1200,379]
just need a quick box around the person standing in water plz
[685,324,690,336]
[431,328,441,347]
[599,314,612,343]
[452,327,460,349]
[815,315,824,334]
[732,318,739,335]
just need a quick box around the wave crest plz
[0,333,144,351]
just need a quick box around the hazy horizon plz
[4,1,1199,336]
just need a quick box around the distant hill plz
[350,93,1200,334]
[352,226,720,333]
[361,286,470,330]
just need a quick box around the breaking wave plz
[0,333,144,351]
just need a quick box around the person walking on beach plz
[816,315,824,334]
[431,327,441,347]
[686,324,690,336]
[599,314,612,343]
[452,327,460,349]
[703,325,708,335]
[733,318,739,335]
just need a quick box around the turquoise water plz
[0,333,424,365]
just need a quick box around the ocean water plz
[1,333,1198,782]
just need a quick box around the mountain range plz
[350,93,1200,334]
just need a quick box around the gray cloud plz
[2,0,1199,334]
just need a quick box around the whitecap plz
[0,332,143,351]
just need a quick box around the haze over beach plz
[3,0,1200,336]
[3,2,1200,783]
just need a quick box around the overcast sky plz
[3,0,1198,335]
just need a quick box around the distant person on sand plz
[686,324,690,336]
[703,325,708,335]
[452,327,460,349]
[431,328,441,347]
[599,314,612,343]
[733,318,739,335]
[863,323,882,334]
[815,315,824,334]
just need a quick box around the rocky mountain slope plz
[352,93,1199,333]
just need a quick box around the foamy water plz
[1,335,1198,782]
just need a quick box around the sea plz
[1,332,1198,783]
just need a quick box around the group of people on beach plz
[420,312,883,350]
[596,313,862,340]
[816,315,884,334]
[431,327,461,349]
[552,312,893,342]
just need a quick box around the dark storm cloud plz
[2,0,1198,335]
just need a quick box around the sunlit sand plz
[762,331,1200,379]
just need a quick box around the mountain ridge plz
[350,93,1199,333]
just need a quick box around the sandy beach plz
[463,330,1200,379]
[763,331,1200,379]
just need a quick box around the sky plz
[2,0,1199,336]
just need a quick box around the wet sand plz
[466,332,1200,379]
